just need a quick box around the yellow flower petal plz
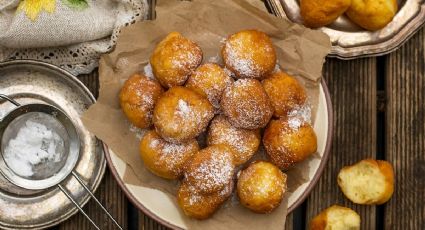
[17,0,56,21]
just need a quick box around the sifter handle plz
[58,184,101,230]
[72,171,124,230]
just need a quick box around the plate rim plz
[104,78,334,230]
[0,59,107,230]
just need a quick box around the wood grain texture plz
[385,27,425,229]
[139,212,169,230]
[305,58,377,229]
[58,70,128,230]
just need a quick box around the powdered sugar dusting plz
[155,141,196,173]
[3,120,63,177]
[288,117,302,130]
[177,99,191,116]
[186,64,233,110]
[129,123,147,140]
[186,146,235,193]
[143,63,154,79]
[143,131,198,177]
[223,39,259,78]
[208,116,259,165]
[208,55,220,63]
[222,79,272,129]
[169,39,202,72]
[283,104,312,132]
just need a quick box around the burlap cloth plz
[0,0,148,75]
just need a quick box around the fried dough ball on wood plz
[184,144,236,194]
[177,180,233,220]
[300,0,352,28]
[153,86,214,143]
[150,32,203,88]
[221,78,273,129]
[185,63,234,112]
[139,130,199,179]
[309,205,361,230]
[222,30,276,79]
[346,0,398,31]
[237,161,287,213]
[337,159,394,205]
[262,71,307,118]
[119,74,164,129]
[207,115,260,166]
[263,118,317,170]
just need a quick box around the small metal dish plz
[0,60,106,229]
[0,95,122,230]
[267,0,425,58]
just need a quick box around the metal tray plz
[267,0,425,59]
[0,60,106,229]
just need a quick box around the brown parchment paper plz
[82,0,330,229]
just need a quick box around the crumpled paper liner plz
[82,0,330,229]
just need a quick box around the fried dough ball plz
[309,205,361,230]
[346,0,398,31]
[139,130,199,179]
[207,115,260,166]
[300,0,352,28]
[119,74,164,129]
[150,32,203,88]
[263,118,317,170]
[184,144,236,194]
[221,78,273,129]
[338,159,394,205]
[177,180,233,219]
[262,71,307,118]
[153,86,214,143]
[237,161,287,213]
[222,30,276,79]
[185,63,234,111]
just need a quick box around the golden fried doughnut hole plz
[119,74,164,129]
[263,118,317,170]
[338,159,394,205]
[300,0,352,28]
[222,30,276,79]
[309,205,361,230]
[221,78,273,129]
[139,130,199,179]
[153,86,214,143]
[184,144,236,194]
[207,115,260,166]
[346,0,398,31]
[177,180,233,219]
[150,32,203,88]
[237,161,287,213]
[185,63,234,111]
[262,71,307,117]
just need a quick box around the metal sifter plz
[0,94,122,230]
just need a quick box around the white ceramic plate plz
[104,79,333,229]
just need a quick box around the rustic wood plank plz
[385,27,425,229]
[58,169,128,230]
[139,212,170,230]
[306,58,378,229]
[58,71,128,229]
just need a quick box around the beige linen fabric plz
[0,0,148,75]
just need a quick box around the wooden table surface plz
[50,2,425,230]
